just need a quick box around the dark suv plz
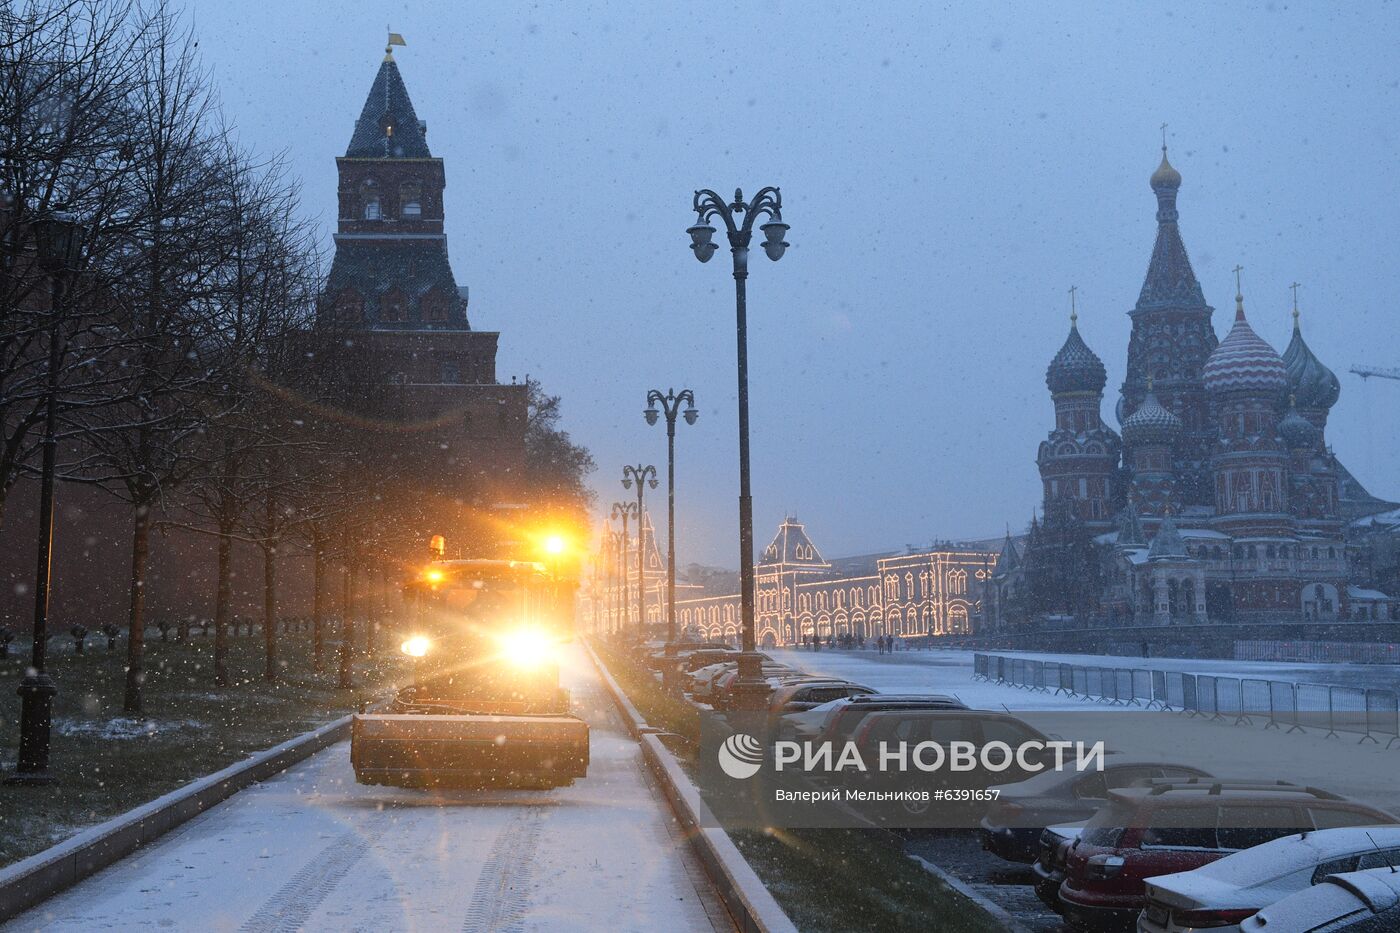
[1058,780,1398,931]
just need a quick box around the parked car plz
[779,693,970,743]
[767,680,875,713]
[1239,867,1400,933]
[1138,825,1400,933]
[1059,780,1398,932]
[982,760,1212,863]
[710,667,811,709]
[689,657,787,702]
[1034,822,1086,912]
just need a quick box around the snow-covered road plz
[9,645,732,933]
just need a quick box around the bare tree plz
[64,6,236,713]
[0,0,148,527]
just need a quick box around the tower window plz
[440,361,460,383]
[401,182,422,217]
[363,197,381,220]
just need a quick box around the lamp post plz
[621,465,658,641]
[686,187,788,710]
[9,211,87,786]
[645,389,698,654]
[609,501,638,637]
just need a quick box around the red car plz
[1058,779,1397,931]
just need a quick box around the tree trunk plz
[363,565,375,657]
[263,539,278,682]
[338,542,354,690]
[214,525,232,686]
[311,530,326,672]
[124,503,151,713]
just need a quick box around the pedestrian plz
[1141,639,1150,658]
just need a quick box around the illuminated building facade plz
[671,517,996,646]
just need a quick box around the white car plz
[1240,867,1400,933]
[1139,826,1400,933]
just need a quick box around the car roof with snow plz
[1148,826,1400,897]
[1241,867,1400,932]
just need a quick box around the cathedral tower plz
[1038,300,1120,529]
[1118,145,1218,509]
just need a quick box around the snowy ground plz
[10,644,732,933]
[769,646,1400,701]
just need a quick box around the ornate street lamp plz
[621,465,658,640]
[609,501,638,637]
[8,211,87,786]
[686,187,787,710]
[644,389,698,653]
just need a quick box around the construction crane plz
[1351,364,1400,382]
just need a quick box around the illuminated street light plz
[686,186,787,711]
[644,389,698,654]
[621,465,658,641]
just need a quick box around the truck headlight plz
[500,628,554,668]
[400,635,432,657]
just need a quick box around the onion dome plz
[1122,381,1183,446]
[1046,318,1108,395]
[1203,287,1287,396]
[1279,396,1320,449]
[1282,307,1340,411]
[1150,147,1182,191]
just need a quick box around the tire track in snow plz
[461,804,548,933]
[238,827,384,933]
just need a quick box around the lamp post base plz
[8,672,59,785]
[726,651,771,711]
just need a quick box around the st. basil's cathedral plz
[990,145,1397,629]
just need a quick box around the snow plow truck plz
[350,536,589,789]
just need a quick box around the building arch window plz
[400,182,422,217]
[421,289,449,323]
[334,289,364,325]
[380,288,407,323]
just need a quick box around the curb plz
[584,641,798,933]
[907,852,1034,933]
[0,715,352,923]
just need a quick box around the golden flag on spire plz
[384,30,406,61]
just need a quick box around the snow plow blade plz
[351,713,589,789]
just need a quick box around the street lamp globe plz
[621,475,633,490]
[686,222,717,263]
[682,406,699,425]
[760,220,789,262]
[644,406,659,426]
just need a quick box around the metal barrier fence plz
[972,652,1400,747]
[1235,639,1400,665]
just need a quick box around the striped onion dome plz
[1122,386,1183,446]
[1203,291,1287,396]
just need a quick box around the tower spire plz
[1068,284,1078,327]
[1233,265,1246,322]
[1290,281,1302,330]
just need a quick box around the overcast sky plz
[187,1,1400,567]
